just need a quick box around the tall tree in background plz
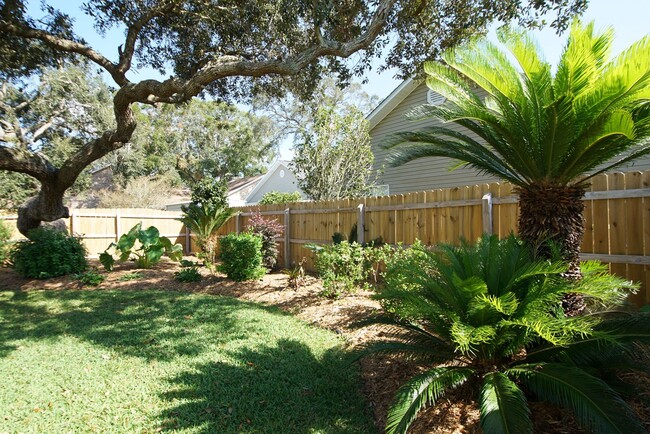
[0,0,586,235]
[385,22,650,313]
[289,81,376,200]
[111,100,278,187]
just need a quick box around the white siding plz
[246,163,303,204]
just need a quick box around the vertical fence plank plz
[591,174,611,274]
[625,172,645,305]
[609,173,627,281]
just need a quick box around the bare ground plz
[0,258,648,434]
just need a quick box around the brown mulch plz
[0,258,648,434]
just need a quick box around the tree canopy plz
[0,0,587,235]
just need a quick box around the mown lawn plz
[0,290,375,433]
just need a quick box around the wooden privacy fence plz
[1,170,648,305]
[221,170,650,307]
[1,209,191,256]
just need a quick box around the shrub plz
[175,267,202,282]
[100,222,183,270]
[75,269,106,286]
[218,232,265,281]
[259,191,302,205]
[309,240,394,297]
[0,219,13,265]
[246,212,284,270]
[311,241,366,298]
[11,228,87,278]
[362,235,647,434]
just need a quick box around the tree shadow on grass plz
[0,289,247,360]
[160,338,376,434]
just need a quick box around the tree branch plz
[0,20,127,86]
[0,145,57,181]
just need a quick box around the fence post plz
[184,224,191,255]
[482,193,493,235]
[357,203,365,245]
[235,213,241,234]
[115,209,122,241]
[70,210,79,235]
[284,208,291,268]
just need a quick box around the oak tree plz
[0,0,586,235]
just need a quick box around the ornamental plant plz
[11,227,87,278]
[246,212,284,270]
[100,222,183,270]
[218,232,265,281]
[363,235,648,434]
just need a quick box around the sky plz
[24,0,650,159]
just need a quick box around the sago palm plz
[362,235,649,434]
[385,21,650,282]
[179,203,233,263]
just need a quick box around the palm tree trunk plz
[516,183,586,316]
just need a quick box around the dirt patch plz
[1,259,648,433]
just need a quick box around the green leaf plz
[386,367,473,434]
[139,226,160,247]
[508,363,645,434]
[480,372,532,434]
[167,243,184,262]
[144,245,165,268]
[99,252,114,271]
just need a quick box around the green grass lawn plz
[0,290,375,433]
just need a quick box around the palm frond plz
[480,372,533,434]
[508,363,645,434]
[385,367,474,434]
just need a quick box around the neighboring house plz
[243,160,304,204]
[165,160,303,210]
[369,78,650,195]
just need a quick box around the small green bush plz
[175,267,202,282]
[218,233,265,281]
[75,270,106,286]
[309,241,394,297]
[118,271,143,281]
[11,228,87,278]
[259,191,302,205]
[312,241,366,298]
[0,219,13,265]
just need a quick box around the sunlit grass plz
[0,290,374,433]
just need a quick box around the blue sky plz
[364,0,650,100]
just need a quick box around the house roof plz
[366,77,420,131]
[227,174,264,195]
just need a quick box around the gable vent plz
[427,90,446,106]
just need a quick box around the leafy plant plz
[218,232,266,281]
[99,222,183,270]
[179,193,233,267]
[175,267,202,282]
[362,235,648,434]
[285,257,307,290]
[117,271,143,282]
[246,212,284,270]
[259,191,302,205]
[180,259,201,267]
[310,241,366,298]
[75,269,106,286]
[11,228,87,278]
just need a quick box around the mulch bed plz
[0,259,648,433]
